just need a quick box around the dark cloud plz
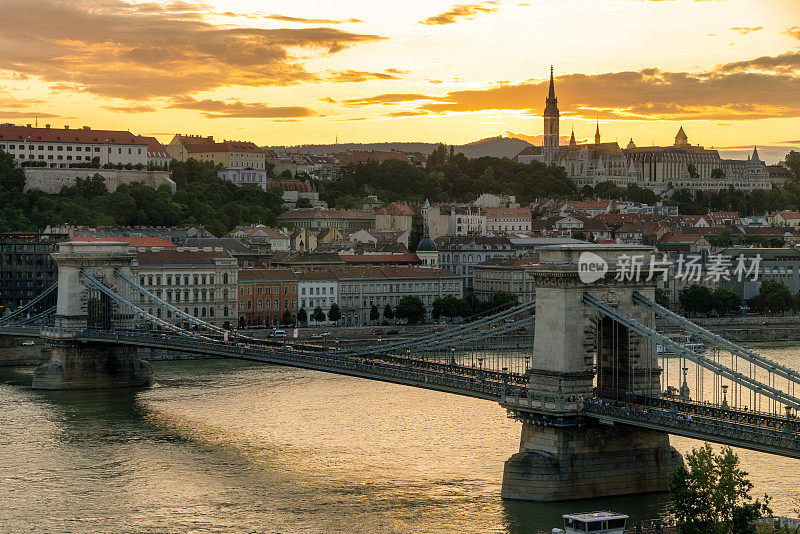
[329,70,403,83]
[0,0,386,99]
[263,14,364,24]
[729,26,763,34]
[420,1,499,25]
[345,59,800,121]
[168,97,316,118]
[718,52,800,72]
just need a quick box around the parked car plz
[22,340,34,346]
[311,333,323,339]
[270,329,287,338]
[372,329,385,335]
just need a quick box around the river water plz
[1,345,799,533]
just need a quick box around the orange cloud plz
[344,59,800,121]
[263,14,364,24]
[168,97,316,118]
[0,0,386,99]
[420,1,499,25]
[729,26,763,34]
[329,70,403,83]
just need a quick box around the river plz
[1,345,799,533]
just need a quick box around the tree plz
[655,287,671,308]
[711,288,741,316]
[327,303,341,323]
[750,281,794,315]
[687,162,700,179]
[715,227,732,248]
[785,150,800,181]
[281,309,294,325]
[395,296,426,324]
[383,303,394,322]
[311,306,325,323]
[711,168,726,180]
[670,443,771,534]
[370,304,380,324]
[297,307,308,325]
[0,149,25,192]
[295,197,312,208]
[679,285,714,316]
[491,290,520,310]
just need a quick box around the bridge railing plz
[582,398,800,457]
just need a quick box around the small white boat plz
[657,335,706,355]
[554,511,629,534]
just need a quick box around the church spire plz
[569,127,576,146]
[594,119,601,145]
[751,146,760,162]
[542,65,560,164]
[548,65,556,100]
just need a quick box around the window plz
[223,273,229,285]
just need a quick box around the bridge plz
[1,241,799,502]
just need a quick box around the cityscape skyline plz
[1,0,799,163]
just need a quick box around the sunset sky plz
[1,0,799,161]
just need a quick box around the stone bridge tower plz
[501,244,681,501]
[32,241,153,389]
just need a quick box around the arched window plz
[201,307,206,317]
[223,306,229,317]
[223,273,229,285]
[210,307,214,317]
[193,307,198,317]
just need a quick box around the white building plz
[297,271,339,323]
[435,236,516,292]
[0,124,149,168]
[131,248,239,328]
[484,207,531,234]
[218,167,268,189]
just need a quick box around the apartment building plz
[167,134,266,169]
[237,269,298,327]
[131,249,238,328]
[0,124,149,168]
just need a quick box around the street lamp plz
[450,346,456,365]
[478,356,484,371]
[721,384,729,410]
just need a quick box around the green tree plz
[0,149,26,192]
[715,227,732,248]
[711,288,741,316]
[370,304,380,324]
[785,150,800,181]
[297,307,308,325]
[687,162,700,179]
[679,285,714,316]
[295,197,312,208]
[395,296,426,324]
[281,309,294,325]
[383,303,394,322]
[327,303,341,323]
[711,168,726,180]
[750,281,794,315]
[669,443,770,534]
[655,287,671,308]
[311,306,325,323]
[491,290,520,310]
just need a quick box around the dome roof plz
[416,236,437,252]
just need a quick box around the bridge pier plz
[502,244,683,501]
[31,241,153,390]
[501,420,681,501]
[32,342,153,390]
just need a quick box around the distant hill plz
[266,135,533,160]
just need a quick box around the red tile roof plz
[340,253,420,264]
[73,236,174,247]
[0,124,146,145]
[376,202,415,216]
[238,269,298,282]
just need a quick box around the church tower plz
[542,66,560,164]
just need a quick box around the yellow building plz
[167,134,266,169]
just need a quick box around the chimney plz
[26,123,32,127]
[45,124,50,129]
[64,125,69,129]
[82,126,90,130]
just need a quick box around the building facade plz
[435,236,516,292]
[337,266,463,326]
[484,207,532,234]
[0,232,67,312]
[167,135,266,169]
[131,249,238,328]
[473,256,539,303]
[297,271,338,324]
[0,124,149,168]
[237,269,298,327]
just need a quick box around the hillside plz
[267,135,533,160]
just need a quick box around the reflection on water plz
[1,346,799,533]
